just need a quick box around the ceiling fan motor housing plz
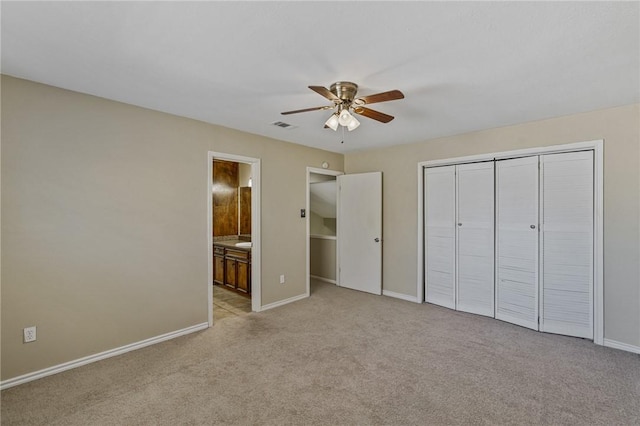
[330,81,358,102]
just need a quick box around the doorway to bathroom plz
[208,152,261,326]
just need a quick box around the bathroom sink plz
[235,242,252,248]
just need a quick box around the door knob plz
[374,238,380,243]
[530,225,536,229]
[458,223,462,226]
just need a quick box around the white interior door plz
[540,151,594,339]
[496,156,539,330]
[337,172,382,295]
[456,162,495,317]
[424,166,456,309]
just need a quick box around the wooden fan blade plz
[354,90,404,105]
[309,86,340,102]
[353,106,394,123]
[281,105,333,115]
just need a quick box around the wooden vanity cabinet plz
[213,244,251,295]
[236,258,250,293]
[225,257,237,288]
[225,248,250,294]
[213,246,225,285]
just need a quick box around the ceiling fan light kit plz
[282,81,404,132]
[338,108,351,126]
[324,113,339,131]
[346,115,360,131]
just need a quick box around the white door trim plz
[208,152,262,326]
[306,167,343,298]
[417,139,604,345]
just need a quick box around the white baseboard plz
[0,322,209,390]
[310,275,337,284]
[383,289,422,303]
[604,338,640,355]
[260,293,308,312]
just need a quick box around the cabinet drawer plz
[225,249,250,261]
[214,245,225,256]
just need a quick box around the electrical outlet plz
[24,326,37,343]
[279,274,285,284]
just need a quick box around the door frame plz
[417,139,604,345]
[208,151,262,326]
[306,167,343,297]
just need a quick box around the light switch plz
[300,209,306,218]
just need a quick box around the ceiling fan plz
[281,82,404,131]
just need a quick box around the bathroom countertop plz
[213,240,252,251]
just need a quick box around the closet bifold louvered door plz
[425,166,456,309]
[456,162,495,317]
[540,151,594,339]
[495,156,539,330]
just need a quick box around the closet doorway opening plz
[208,152,261,327]
[306,167,342,297]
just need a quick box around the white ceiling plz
[2,1,638,154]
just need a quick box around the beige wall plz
[310,238,336,281]
[309,211,336,236]
[345,104,640,348]
[0,76,343,380]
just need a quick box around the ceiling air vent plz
[271,121,297,130]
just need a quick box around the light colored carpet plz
[2,280,639,425]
